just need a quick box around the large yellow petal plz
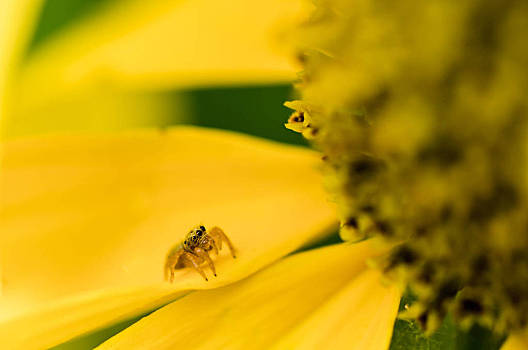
[95,241,399,349]
[0,127,335,319]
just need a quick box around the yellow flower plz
[0,1,401,349]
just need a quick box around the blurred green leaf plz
[390,291,506,350]
[390,316,457,350]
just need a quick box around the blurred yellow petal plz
[12,0,307,117]
[95,241,398,349]
[0,285,185,350]
[0,126,335,319]
[0,0,42,119]
[5,0,310,138]
[501,331,528,350]
[2,86,188,140]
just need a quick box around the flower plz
[0,1,401,349]
[286,0,528,348]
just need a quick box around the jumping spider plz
[164,225,236,282]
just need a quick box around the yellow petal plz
[95,240,399,349]
[0,127,335,318]
[271,269,400,350]
[13,0,307,113]
[3,87,188,140]
[501,330,528,350]
[5,0,309,138]
[0,0,42,120]
[0,285,185,350]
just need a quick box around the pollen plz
[286,0,528,333]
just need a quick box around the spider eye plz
[184,240,187,244]
[196,230,202,236]
[200,225,206,231]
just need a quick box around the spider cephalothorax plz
[183,225,213,252]
[165,225,236,282]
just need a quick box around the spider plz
[164,225,236,282]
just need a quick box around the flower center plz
[286,0,528,333]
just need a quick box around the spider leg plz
[194,247,217,277]
[164,262,171,282]
[181,252,209,281]
[164,258,176,282]
[211,232,222,250]
[169,268,175,283]
[210,238,219,255]
[209,226,237,258]
[164,246,184,282]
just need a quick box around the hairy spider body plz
[164,225,236,282]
